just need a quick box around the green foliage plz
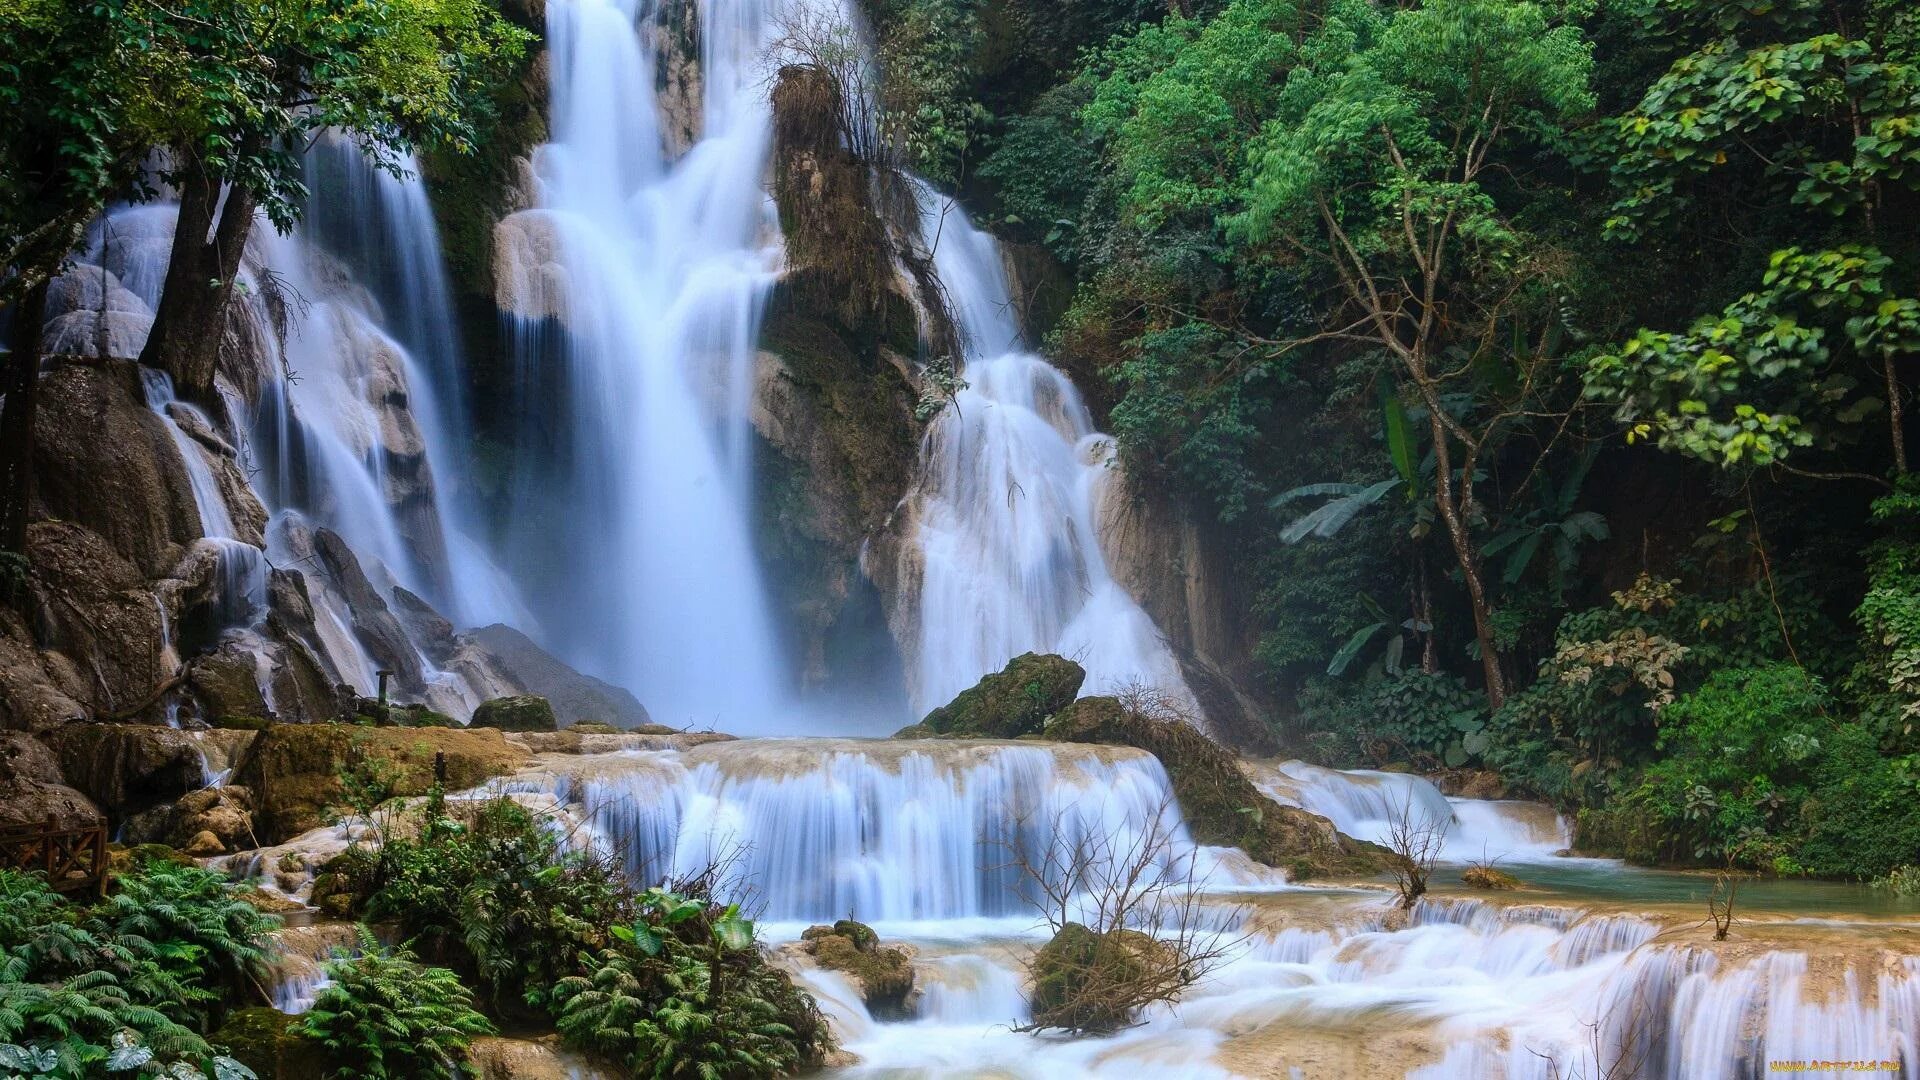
[1300,672,1488,767]
[871,0,992,184]
[293,929,492,1080]
[554,889,822,1079]
[365,798,631,1013]
[0,868,268,1079]
[1633,664,1830,864]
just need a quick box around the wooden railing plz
[0,818,110,898]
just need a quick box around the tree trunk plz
[0,278,50,561]
[141,159,257,401]
[1424,407,1507,710]
[1887,351,1907,476]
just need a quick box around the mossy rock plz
[1461,865,1522,890]
[802,920,914,1017]
[391,704,459,728]
[212,715,273,732]
[470,695,558,732]
[108,842,194,874]
[238,724,530,842]
[567,721,622,735]
[1028,922,1169,1033]
[211,1007,323,1080]
[907,653,1085,740]
[1045,697,1391,879]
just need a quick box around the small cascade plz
[891,188,1196,717]
[1250,760,1571,863]
[265,923,361,1015]
[515,739,1226,924]
[138,367,268,630]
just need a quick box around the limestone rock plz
[32,362,200,580]
[907,653,1085,740]
[42,309,156,359]
[466,623,651,728]
[0,732,103,832]
[25,521,171,719]
[470,694,557,732]
[1046,696,1390,879]
[467,1036,616,1080]
[211,1008,324,1080]
[493,209,571,321]
[169,785,256,852]
[0,611,87,732]
[239,724,529,842]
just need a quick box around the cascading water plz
[511,738,1241,924]
[1249,759,1571,863]
[893,189,1196,715]
[493,0,792,731]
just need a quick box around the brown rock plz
[180,829,224,857]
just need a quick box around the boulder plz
[45,723,208,816]
[25,521,172,719]
[238,724,529,842]
[465,623,651,729]
[470,694,557,732]
[1027,921,1174,1034]
[1461,865,1522,890]
[168,785,257,852]
[210,1008,324,1080]
[1046,697,1390,880]
[0,610,87,732]
[907,653,1085,740]
[800,920,916,1019]
[31,362,200,580]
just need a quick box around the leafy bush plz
[96,861,278,1027]
[293,929,492,1080]
[365,796,631,1013]
[553,888,827,1078]
[1633,664,1829,865]
[1298,672,1487,768]
[1794,723,1920,880]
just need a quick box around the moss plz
[1461,866,1522,890]
[801,921,914,1017]
[470,695,558,732]
[1046,697,1390,878]
[239,725,530,842]
[908,653,1085,739]
[1027,922,1170,1034]
[212,715,273,732]
[771,65,890,328]
[567,721,622,734]
[108,842,193,874]
[211,1007,324,1080]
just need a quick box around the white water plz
[513,739,1255,924]
[493,0,791,731]
[894,191,1196,716]
[477,742,1920,1078]
[76,148,521,715]
[1251,760,1572,863]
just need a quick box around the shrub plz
[1633,664,1829,864]
[97,859,279,1026]
[293,929,493,1080]
[0,870,261,1079]
[366,796,632,1013]
[1795,723,1920,880]
[553,888,827,1078]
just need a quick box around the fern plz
[293,928,493,1080]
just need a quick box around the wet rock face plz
[239,724,529,842]
[33,362,201,581]
[470,694,557,732]
[465,623,650,728]
[44,724,208,817]
[905,653,1086,740]
[1046,696,1391,879]
[0,731,103,832]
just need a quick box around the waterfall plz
[511,738,1246,924]
[893,189,1196,716]
[1248,760,1572,863]
[493,0,791,731]
[78,147,522,715]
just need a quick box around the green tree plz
[136,0,529,399]
[1230,0,1597,707]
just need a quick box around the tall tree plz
[137,0,529,400]
[1229,0,1596,707]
